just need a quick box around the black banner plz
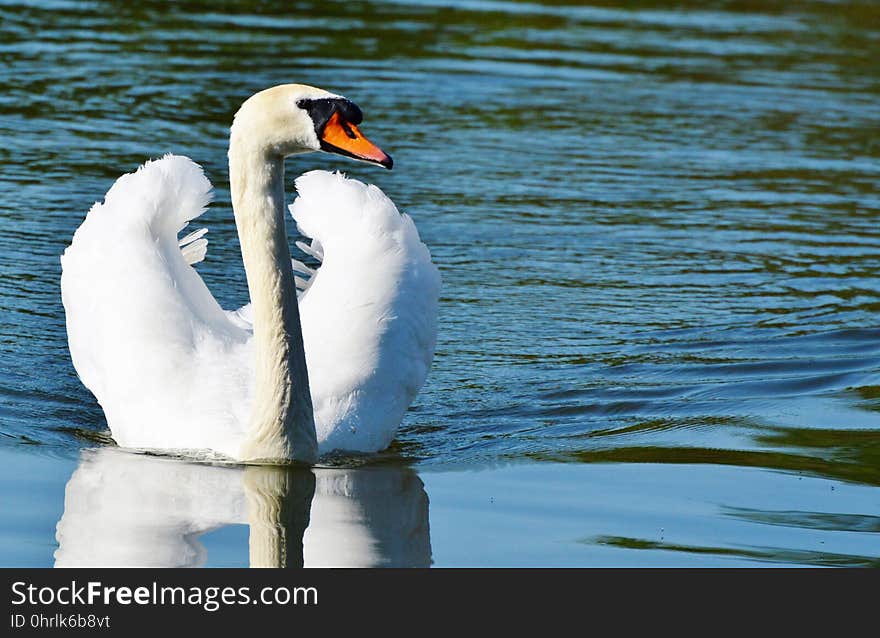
[2,568,877,632]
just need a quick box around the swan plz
[60,84,440,464]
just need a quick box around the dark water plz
[1,0,879,566]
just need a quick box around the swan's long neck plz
[229,137,318,464]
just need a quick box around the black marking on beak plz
[297,97,363,138]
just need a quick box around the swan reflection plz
[54,448,431,568]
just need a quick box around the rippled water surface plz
[1,0,879,566]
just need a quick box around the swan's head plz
[230,84,393,169]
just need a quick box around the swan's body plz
[60,85,439,462]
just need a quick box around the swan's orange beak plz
[319,111,393,170]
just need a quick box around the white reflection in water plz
[54,448,431,567]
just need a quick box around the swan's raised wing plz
[290,171,441,453]
[60,155,252,457]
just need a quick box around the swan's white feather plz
[61,155,253,458]
[179,227,209,265]
[61,157,439,457]
[295,239,323,261]
[293,170,440,452]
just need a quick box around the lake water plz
[1,0,879,567]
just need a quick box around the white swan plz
[60,84,440,463]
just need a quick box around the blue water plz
[1,0,879,566]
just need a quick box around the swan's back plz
[292,171,440,452]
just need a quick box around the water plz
[1,0,878,566]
